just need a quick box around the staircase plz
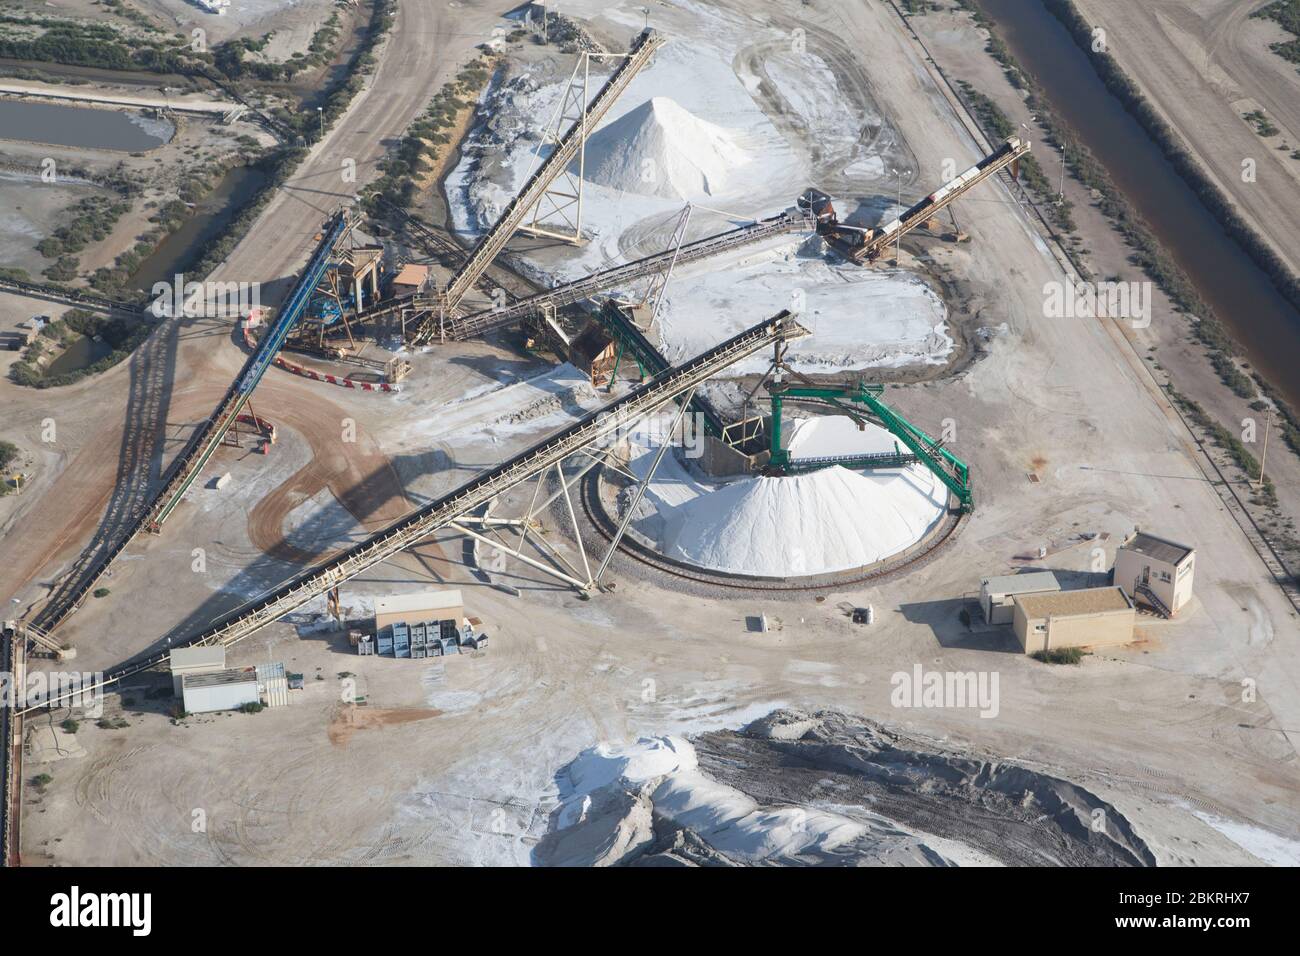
[1133,580,1171,619]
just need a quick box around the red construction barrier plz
[242,310,402,393]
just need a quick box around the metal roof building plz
[170,645,227,696]
[181,667,259,714]
[979,571,1060,625]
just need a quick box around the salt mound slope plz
[581,96,750,200]
[662,465,946,577]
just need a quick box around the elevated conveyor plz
[447,209,812,341]
[25,312,806,710]
[416,29,666,338]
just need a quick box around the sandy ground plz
[6,0,1300,867]
[910,3,1300,594]
[1071,0,1300,279]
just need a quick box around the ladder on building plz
[1132,580,1171,618]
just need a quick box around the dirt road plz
[0,0,497,620]
[1071,0,1300,278]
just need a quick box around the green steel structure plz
[768,379,973,512]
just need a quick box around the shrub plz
[1031,647,1086,665]
[92,587,111,598]
[60,718,80,733]
[238,701,265,714]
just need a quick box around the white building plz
[182,668,259,714]
[1113,531,1195,618]
[979,571,1060,625]
[169,645,226,696]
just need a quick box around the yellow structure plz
[1012,587,1135,655]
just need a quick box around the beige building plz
[1113,531,1195,618]
[374,589,464,632]
[1012,587,1135,654]
[979,571,1060,625]
[169,645,226,696]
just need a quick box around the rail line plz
[27,210,358,636]
[23,312,808,712]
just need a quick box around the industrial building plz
[1114,531,1195,618]
[1012,587,1135,655]
[979,571,1060,625]
[181,667,260,714]
[169,646,226,696]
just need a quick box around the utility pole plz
[1256,407,1273,489]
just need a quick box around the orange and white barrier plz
[242,310,402,393]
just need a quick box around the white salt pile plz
[637,416,947,577]
[579,96,751,200]
[663,465,945,576]
[543,735,869,865]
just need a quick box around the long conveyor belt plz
[447,210,812,341]
[27,211,356,636]
[23,311,808,711]
[426,29,667,325]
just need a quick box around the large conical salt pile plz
[580,96,751,200]
[661,465,946,577]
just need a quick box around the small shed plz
[1114,530,1195,618]
[1012,587,1135,655]
[181,667,259,714]
[568,323,617,388]
[390,263,429,296]
[170,645,227,696]
[256,661,288,708]
[979,571,1060,625]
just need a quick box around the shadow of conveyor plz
[31,312,180,632]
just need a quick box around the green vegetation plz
[1168,387,1276,507]
[214,12,343,82]
[1243,109,1280,137]
[31,773,53,789]
[0,16,188,74]
[96,716,130,729]
[365,56,494,213]
[0,439,19,473]
[92,586,112,598]
[238,701,265,714]
[1253,0,1300,67]
[9,309,153,389]
[1031,647,1086,665]
[60,718,79,733]
[36,195,130,280]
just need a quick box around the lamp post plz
[316,106,323,140]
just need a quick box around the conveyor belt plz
[431,29,666,320]
[27,211,356,636]
[23,311,807,710]
[446,209,812,341]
